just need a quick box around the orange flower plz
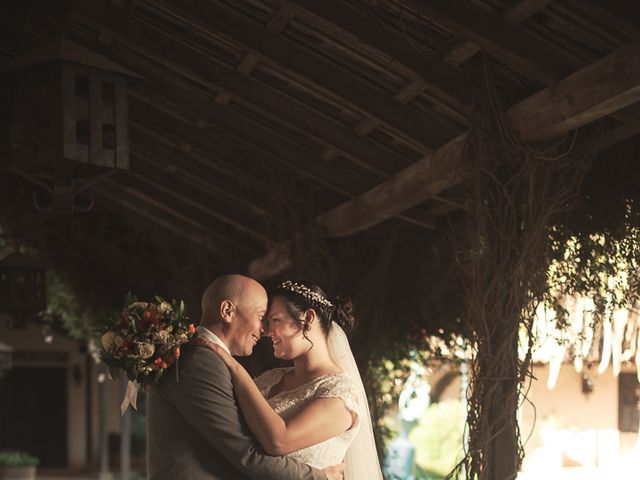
[174,347,181,359]
[188,324,196,334]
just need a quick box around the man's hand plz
[322,463,344,480]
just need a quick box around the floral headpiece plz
[277,281,334,308]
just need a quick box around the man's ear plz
[220,299,234,324]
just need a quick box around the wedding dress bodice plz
[254,367,361,469]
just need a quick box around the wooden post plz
[120,376,132,480]
[487,333,519,480]
[98,365,112,480]
[85,353,93,466]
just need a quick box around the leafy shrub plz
[0,451,39,467]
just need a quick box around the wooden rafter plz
[289,0,469,111]
[318,40,640,237]
[510,41,640,142]
[143,0,454,153]
[128,94,276,194]
[47,5,443,231]
[68,0,414,177]
[96,175,258,257]
[443,0,557,66]
[128,149,271,244]
[317,134,466,237]
[213,4,293,105]
[400,0,576,84]
[88,182,237,262]
[65,24,373,192]
[129,123,275,221]
[400,0,640,126]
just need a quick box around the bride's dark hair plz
[268,281,356,347]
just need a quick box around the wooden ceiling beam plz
[401,0,576,84]
[443,0,557,66]
[128,149,272,245]
[288,0,471,113]
[317,40,640,237]
[129,85,439,230]
[213,4,292,105]
[128,94,275,194]
[129,123,275,221]
[131,100,438,231]
[68,0,412,177]
[143,0,454,152]
[63,7,464,232]
[566,0,640,42]
[510,41,640,142]
[126,79,372,195]
[88,182,236,263]
[96,175,257,258]
[64,25,376,196]
[317,134,466,237]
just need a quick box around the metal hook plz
[32,187,54,213]
[73,192,95,212]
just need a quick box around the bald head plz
[200,274,266,327]
[200,274,268,356]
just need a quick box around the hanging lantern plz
[1,39,139,213]
[0,252,46,328]
[0,341,13,379]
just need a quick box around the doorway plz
[0,366,68,467]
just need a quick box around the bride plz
[196,280,383,479]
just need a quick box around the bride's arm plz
[200,341,354,455]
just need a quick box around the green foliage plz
[409,400,465,478]
[0,451,39,467]
[39,270,110,341]
[543,201,640,335]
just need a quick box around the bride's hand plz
[192,338,239,371]
[322,463,344,480]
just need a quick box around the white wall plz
[520,363,638,470]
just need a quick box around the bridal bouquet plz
[99,296,196,386]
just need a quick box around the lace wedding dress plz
[254,367,362,470]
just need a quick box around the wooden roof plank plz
[65,25,378,195]
[289,0,471,113]
[99,175,258,257]
[89,182,235,261]
[153,0,454,151]
[318,40,640,236]
[401,0,576,84]
[443,0,556,66]
[129,122,276,220]
[68,0,411,177]
[316,133,466,237]
[128,150,272,244]
[510,41,640,142]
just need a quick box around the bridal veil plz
[327,322,384,480]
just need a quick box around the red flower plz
[174,348,181,359]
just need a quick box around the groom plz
[148,274,342,479]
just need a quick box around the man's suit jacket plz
[147,343,325,479]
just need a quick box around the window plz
[618,372,640,433]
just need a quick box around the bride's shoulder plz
[314,373,362,423]
[315,373,359,401]
[254,367,290,390]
